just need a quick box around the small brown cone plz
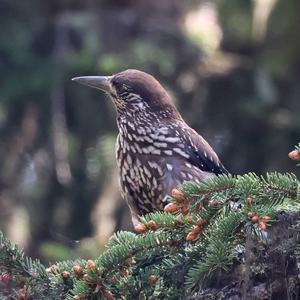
[0,273,10,284]
[288,150,300,161]
[191,225,201,235]
[120,267,129,276]
[245,196,253,205]
[62,271,70,279]
[171,188,186,203]
[147,220,157,230]
[148,274,158,284]
[258,221,266,231]
[73,265,83,277]
[103,290,115,300]
[186,232,197,241]
[208,200,218,207]
[164,202,179,213]
[86,259,96,270]
[181,205,189,216]
[196,218,206,226]
[134,223,146,234]
[73,296,81,300]
[251,215,259,223]
[261,215,271,222]
[17,289,26,300]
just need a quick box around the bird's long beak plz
[72,76,111,93]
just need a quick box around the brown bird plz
[72,70,227,225]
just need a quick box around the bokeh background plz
[0,0,299,262]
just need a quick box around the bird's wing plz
[181,126,228,174]
[159,122,228,175]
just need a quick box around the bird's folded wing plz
[172,125,228,175]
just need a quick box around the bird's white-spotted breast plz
[115,116,219,215]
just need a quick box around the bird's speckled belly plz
[118,149,211,215]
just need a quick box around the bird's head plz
[72,69,181,120]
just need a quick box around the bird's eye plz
[115,84,131,98]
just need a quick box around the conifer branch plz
[1,169,300,299]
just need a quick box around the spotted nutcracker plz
[72,70,227,225]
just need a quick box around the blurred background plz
[0,0,299,262]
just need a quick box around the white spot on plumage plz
[130,146,136,153]
[127,155,132,165]
[166,163,173,171]
[164,150,172,156]
[154,142,167,148]
[143,166,151,178]
[134,143,143,154]
[174,148,189,159]
[130,168,135,178]
[165,136,180,143]
[144,136,153,143]
[185,162,192,168]
[152,177,157,188]
[143,146,161,155]
[188,174,194,179]
[140,172,147,184]
[150,133,158,139]
[123,160,129,171]
[127,121,135,130]
[159,127,169,135]
[137,127,146,135]
[148,161,163,176]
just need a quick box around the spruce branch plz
[0,231,47,279]
[1,170,300,299]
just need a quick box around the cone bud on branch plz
[86,259,96,270]
[0,273,10,284]
[171,188,186,203]
[103,290,115,300]
[120,267,129,276]
[73,265,83,277]
[181,204,189,216]
[258,221,266,230]
[148,274,158,284]
[62,271,70,279]
[186,232,197,241]
[147,220,157,230]
[288,150,300,161]
[196,218,206,226]
[164,202,179,213]
[134,223,146,234]
[245,196,253,205]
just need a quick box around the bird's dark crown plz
[109,69,182,120]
